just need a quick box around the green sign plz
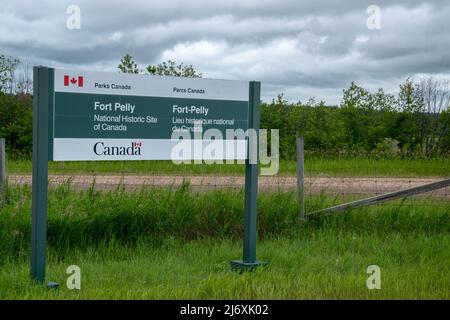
[52,69,251,161]
[31,66,263,287]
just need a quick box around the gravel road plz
[7,174,450,197]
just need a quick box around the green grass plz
[6,157,450,177]
[1,235,449,299]
[0,184,449,299]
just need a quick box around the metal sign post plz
[231,81,266,271]
[31,66,58,287]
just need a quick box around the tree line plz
[262,79,450,159]
[0,53,449,159]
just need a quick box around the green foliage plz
[373,138,401,158]
[440,110,450,151]
[0,92,33,158]
[342,81,373,110]
[259,79,450,159]
[0,54,20,93]
[146,60,202,78]
[342,82,396,111]
[398,77,423,113]
[117,54,201,78]
[117,53,139,74]
[260,98,435,159]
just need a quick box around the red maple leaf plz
[70,77,77,84]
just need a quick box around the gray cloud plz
[1,0,449,103]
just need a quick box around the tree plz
[371,88,396,112]
[398,77,423,113]
[0,92,33,157]
[118,54,202,78]
[342,82,396,111]
[117,53,139,74]
[341,81,372,110]
[416,76,450,156]
[439,109,450,154]
[146,60,202,78]
[0,54,20,93]
[393,77,424,154]
[16,61,33,95]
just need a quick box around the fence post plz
[296,136,305,220]
[0,138,6,206]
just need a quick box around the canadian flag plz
[64,75,84,87]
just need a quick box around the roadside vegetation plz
[0,184,448,299]
[6,157,450,177]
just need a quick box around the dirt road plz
[7,174,450,198]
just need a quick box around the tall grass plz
[6,157,450,176]
[0,184,449,299]
[1,183,449,263]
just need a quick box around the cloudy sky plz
[1,0,449,103]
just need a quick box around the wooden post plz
[0,138,6,205]
[296,136,305,220]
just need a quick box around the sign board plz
[31,66,263,286]
[51,69,250,161]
